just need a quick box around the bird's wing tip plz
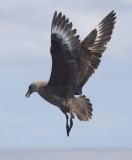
[111,10,117,17]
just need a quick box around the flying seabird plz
[26,11,116,136]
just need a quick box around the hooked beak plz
[25,90,32,98]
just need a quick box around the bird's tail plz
[69,95,93,121]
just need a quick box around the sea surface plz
[0,148,132,160]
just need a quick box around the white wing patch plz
[87,23,103,51]
[52,25,70,47]
[87,11,116,52]
[51,12,79,51]
[95,24,102,42]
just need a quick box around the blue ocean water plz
[0,148,132,160]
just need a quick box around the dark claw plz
[65,114,73,137]
[66,125,70,136]
[70,118,73,128]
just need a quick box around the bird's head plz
[25,80,47,98]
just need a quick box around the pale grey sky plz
[0,0,132,149]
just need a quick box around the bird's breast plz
[38,88,67,108]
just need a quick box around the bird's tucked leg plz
[65,114,73,137]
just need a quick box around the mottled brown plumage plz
[26,11,116,136]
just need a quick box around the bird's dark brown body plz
[26,11,116,136]
[38,84,70,113]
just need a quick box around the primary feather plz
[75,10,116,95]
[48,11,81,97]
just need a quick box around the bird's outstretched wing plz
[75,11,116,95]
[47,11,81,97]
